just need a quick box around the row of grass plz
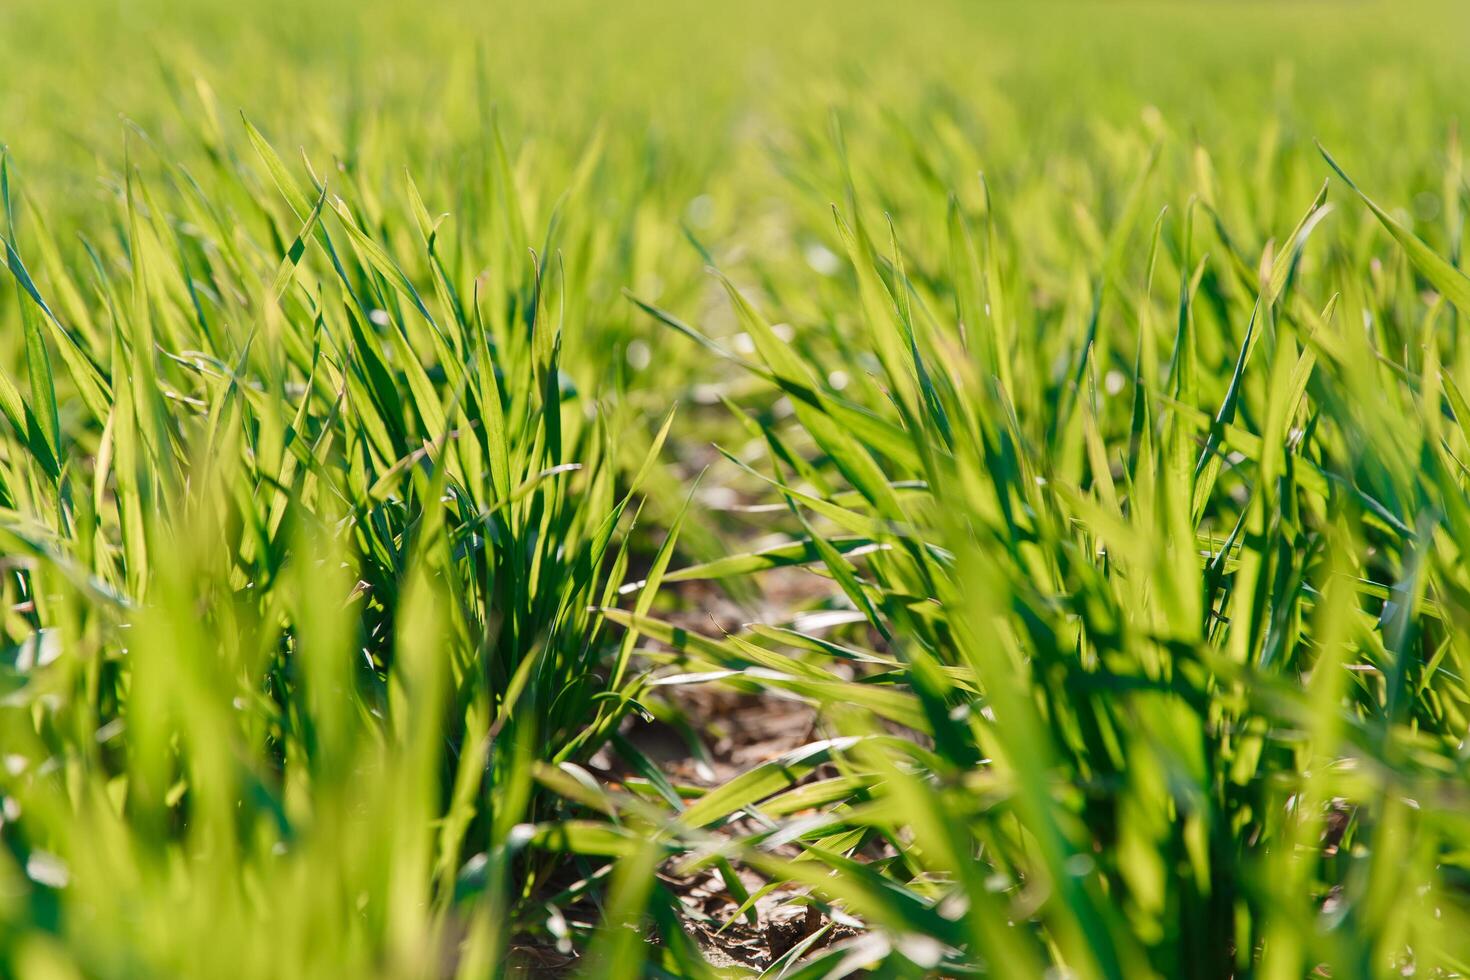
[2,0,1470,976]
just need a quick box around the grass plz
[1,0,1470,976]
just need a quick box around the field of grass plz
[2,0,1470,976]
